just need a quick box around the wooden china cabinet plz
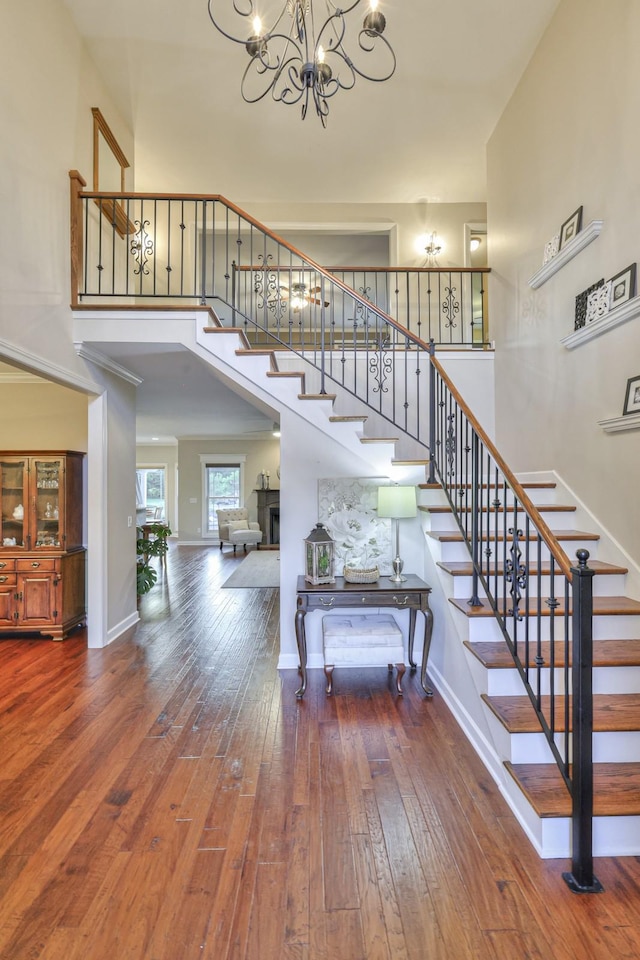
[0,452,86,639]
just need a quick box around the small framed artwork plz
[585,281,611,323]
[623,375,640,416]
[559,206,583,249]
[575,278,604,330]
[609,263,637,310]
[543,234,560,265]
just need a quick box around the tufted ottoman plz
[321,614,406,696]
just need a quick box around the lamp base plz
[388,556,407,583]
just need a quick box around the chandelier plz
[206,0,396,125]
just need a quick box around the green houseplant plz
[136,522,171,596]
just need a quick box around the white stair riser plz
[429,537,600,565]
[445,572,627,600]
[460,612,640,644]
[422,510,578,534]
[472,661,640,697]
[430,486,560,509]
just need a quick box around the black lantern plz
[304,523,335,585]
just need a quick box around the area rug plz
[222,550,280,589]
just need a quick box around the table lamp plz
[377,484,417,583]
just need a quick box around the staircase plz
[70,181,640,874]
[418,476,640,858]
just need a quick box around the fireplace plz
[257,489,280,546]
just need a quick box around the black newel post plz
[562,548,603,894]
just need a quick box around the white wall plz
[487,0,640,564]
[244,200,488,268]
[1,0,139,645]
[177,436,281,542]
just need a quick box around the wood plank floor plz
[2,544,640,959]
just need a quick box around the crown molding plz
[0,339,98,393]
[74,343,143,386]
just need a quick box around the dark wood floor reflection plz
[1,543,640,959]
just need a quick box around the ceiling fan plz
[278,281,330,311]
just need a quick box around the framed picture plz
[575,278,604,330]
[585,281,611,323]
[623,375,640,416]
[543,234,560,265]
[559,206,583,249]
[609,263,637,310]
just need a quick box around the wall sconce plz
[423,231,443,266]
[470,236,482,252]
[272,422,281,437]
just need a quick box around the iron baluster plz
[468,432,481,607]
[428,342,436,484]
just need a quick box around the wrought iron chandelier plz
[206,0,396,125]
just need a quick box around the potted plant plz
[136,522,171,596]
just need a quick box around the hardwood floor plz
[1,544,640,959]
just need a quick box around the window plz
[136,466,167,521]
[205,463,241,534]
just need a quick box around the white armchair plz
[216,508,263,553]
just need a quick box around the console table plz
[294,574,433,699]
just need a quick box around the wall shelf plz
[528,220,603,288]
[598,412,640,434]
[561,295,640,349]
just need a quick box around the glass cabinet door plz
[33,458,63,549]
[0,458,27,549]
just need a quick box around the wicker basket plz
[343,565,380,584]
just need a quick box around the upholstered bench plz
[321,613,406,696]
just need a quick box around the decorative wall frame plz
[318,477,392,576]
[543,235,560,265]
[575,278,604,330]
[559,206,583,249]
[609,263,637,310]
[585,281,611,324]
[623,375,640,416]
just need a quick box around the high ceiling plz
[62,0,560,205]
[59,0,561,442]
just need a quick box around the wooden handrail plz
[233,263,492,275]
[430,353,574,581]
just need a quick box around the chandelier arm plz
[207,0,396,124]
[207,0,293,46]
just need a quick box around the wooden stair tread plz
[465,638,640,669]
[329,416,368,423]
[360,437,399,444]
[437,559,628,577]
[483,693,640,733]
[505,762,640,818]
[427,528,599,543]
[417,481,557,490]
[265,370,304,377]
[450,596,640,618]
[298,393,337,401]
[391,459,430,466]
[422,504,576,514]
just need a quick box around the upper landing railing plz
[69,171,490,348]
